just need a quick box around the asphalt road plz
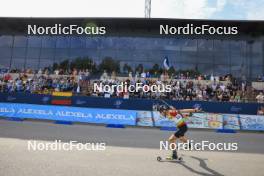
[1,119,264,176]
[1,119,264,154]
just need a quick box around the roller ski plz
[156,155,183,162]
[157,150,183,162]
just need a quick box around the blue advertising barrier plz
[216,129,237,133]
[0,103,136,126]
[0,92,263,115]
[0,101,263,131]
[239,115,264,131]
[72,96,154,111]
[72,96,262,115]
[0,93,52,105]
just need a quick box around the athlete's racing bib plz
[172,113,186,127]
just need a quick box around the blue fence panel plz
[72,96,263,115]
[240,114,264,131]
[0,93,52,105]
[167,100,260,115]
[0,93,263,115]
[0,103,137,126]
[72,96,154,110]
[0,101,264,131]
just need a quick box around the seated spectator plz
[257,106,264,115]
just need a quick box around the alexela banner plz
[1,102,264,131]
[0,103,136,125]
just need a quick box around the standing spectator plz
[256,92,264,103]
[141,70,146,78]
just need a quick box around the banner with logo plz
[240,115,264,131]
[188,113,223,129]
[136,111,154,127]
[0,93,52,105]
[152,112,223,129]
[152,111,175,127]
[201,113,223,129]
[222,114,240,130]
[1,101,264,131]
[0,103,136,125]
[187,113,206,128]
[1,93,264,115]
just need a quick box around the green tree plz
[123,63,133,73]
[98,57,120,73]
[52,63,59,71]
[59,60,70,70]
[168,66,176,76]
[69,57,96,72]
[150,63,161,74]
[135,64,144,73]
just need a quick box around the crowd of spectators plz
[0,68,263,103]
[0,69,79,95]
[92,71,258,103]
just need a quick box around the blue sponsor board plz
[187,113,207,129]
[166,100,260,115]
[152,112,223,129]
[0,93,51,105]
[136,111,154,127]
[1,92,264,115]
[240,115,264,131]
[0,100,264,131]
[72,96,153,110]
[187,113,223,129]
[222,114,240,130]
[0,103,136,126]
[152,111,175,127]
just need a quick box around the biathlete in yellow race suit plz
[160,106,200,160]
